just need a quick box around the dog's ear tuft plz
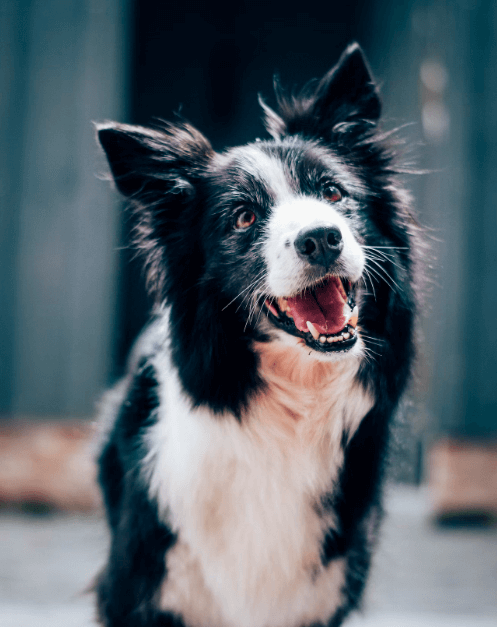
[264,43,381,142]
[258,94,287,141]
[96,121,213,199]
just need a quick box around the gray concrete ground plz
[1,485,496,627]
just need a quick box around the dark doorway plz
[112,0,373,375]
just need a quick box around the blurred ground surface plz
[1,485,496,627]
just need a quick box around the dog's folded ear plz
[96,121,213,199]
[261,42,381,142]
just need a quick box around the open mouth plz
[264,276,359,353]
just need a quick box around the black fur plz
[96,361,183,626]
[95,43,418,627]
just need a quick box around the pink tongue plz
[287,277,347,335]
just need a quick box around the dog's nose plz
[294,226,343,268]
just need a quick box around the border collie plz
[95,43,417,627]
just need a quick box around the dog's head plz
[98,43,415,414]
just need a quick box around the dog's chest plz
[145,351,372,627]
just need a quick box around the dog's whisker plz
[363,346,381,358]
[361,346,379,366]
[242,281,268,331]
[237,283,265,316]
[365,259,403,294]
[365,264,392,290]
[362,267,377,300]
[360,334,384,346]
[364,249,404,272]
[362,244,409,250]
[223,272,267,311]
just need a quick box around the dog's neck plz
[251,341,370,439]
[254,340,357,391]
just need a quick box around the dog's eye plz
[234,209,256,230]
[323,185,342,203]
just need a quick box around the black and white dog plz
[95,43,417,627]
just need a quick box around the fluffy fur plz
[95,43,418,627]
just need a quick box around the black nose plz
[294,226,343,268]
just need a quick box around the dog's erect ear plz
[262,43,381,141]
[97,121,213,199]
[312,42,381,124]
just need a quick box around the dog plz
[94,43,417,627]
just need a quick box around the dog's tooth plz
[277,297,289,312]
[265,300,279,317]
[319,336,326,343]
[349,327,355,336]
[343,332,350,340]
[348,306,359,328]
[327,336,334,343]
[343,302,353,323]
[306,321,320,340]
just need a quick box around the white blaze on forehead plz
[225,145,294,203]
[264,197,365,296]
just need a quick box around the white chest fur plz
[143,342,373,627]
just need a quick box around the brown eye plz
[323,185,342,203]
[235,209,256,230]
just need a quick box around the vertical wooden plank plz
[370,0,497,438]
[10,0,130,416]
[0,0,31,414]
[461,0,497,436]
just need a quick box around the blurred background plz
[1,0,496,626]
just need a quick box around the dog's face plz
[202,139,367,357]
[98,43,413,412]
